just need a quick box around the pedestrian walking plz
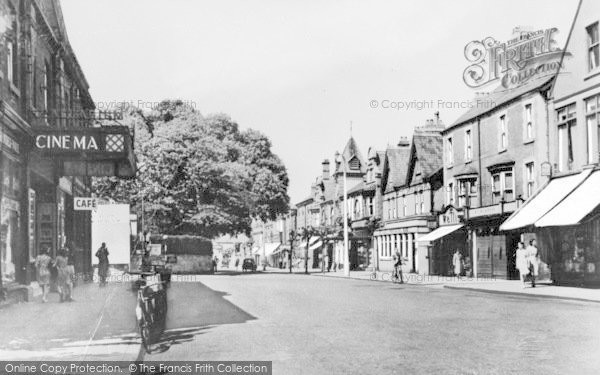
[392,248,404,283]
[55,249,74,302]
[34,248,52,303]
[96,242,110,286]
[235,257,240,271]
[526,239,540,288]
[213,257,218,273]
[515,242,529,288]
[452,249,464,277]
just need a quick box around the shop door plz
[477,236,492,277]
[491,235,507,279]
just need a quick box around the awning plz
[416,224,464,242]
[309,240,323,251]
[499,169,591,231]
[264,242,281,256]
[535,170,600,227]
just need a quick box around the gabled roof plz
[382,147,411,193]
[335,137,366,174]
[408,133,443,184]
[447,75,555,132]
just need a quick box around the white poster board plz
[91,203,131,265]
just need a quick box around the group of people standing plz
[450,239,540,287]
[33,242,110,303]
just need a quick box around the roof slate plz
[447,75,555,131]
[384,147,411,193]
[412,134,443,180]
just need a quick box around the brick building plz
[0,0,95,300]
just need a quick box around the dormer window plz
[349,157,360,171]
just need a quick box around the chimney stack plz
[397,136,410,147]
[322,159,330,180]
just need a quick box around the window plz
[402,195,407,216]
[6,8,17,85]
[43,62,50,112]
[446,137,453,164]
[368,197,374,216]
[499,115,507,150]
[585,95,600,164]
[525,104,533,140]
[491,169,514,203]
[465,129,472,161]
[7,41,14,83]
[414,192,420,214]
[458,178,477,207]
[392,196,397,218]
[420,191,425,214]
[587,22,599,71]
[525,162,535,198]
[447,182,455,206]
[329,207,334,225]
[556,104,577,171]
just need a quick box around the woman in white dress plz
[515,242,529,288]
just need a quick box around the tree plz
[93,100,290,238]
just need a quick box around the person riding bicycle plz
[392,248,404,284]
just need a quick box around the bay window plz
[491,169,514,204]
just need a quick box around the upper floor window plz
[556,103,576,172]
[499,115,507,151]
[465,129,472,161]
[43,62,50,112]
[402,195,407,216]
[525,104,533,140]
[447,182,455,206]
[587,22,599,71]
[392,196,397,218]
[491,169,514,204]
[6,7,18,85]
[419,191,425,214]
[458,178,477,208]
[414,192,420,215]
[525,162,535,198]
[368,197,374,216]
[446,137,453,164]
[585,95,599,165]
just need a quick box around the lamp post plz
[335,151,350,277]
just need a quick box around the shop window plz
[587,22,600,72]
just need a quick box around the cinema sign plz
[33,127,136,178]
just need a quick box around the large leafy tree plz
[93,100,290,238]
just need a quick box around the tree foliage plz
[93,100,290,238]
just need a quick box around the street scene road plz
[3,1,600,374]
[2,272,599,374]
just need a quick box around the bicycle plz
[135,272,168,352]
[391,264,404,284]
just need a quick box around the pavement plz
[0,271,599,374]
[264,267,600,304]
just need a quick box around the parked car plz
[242,258,257,272]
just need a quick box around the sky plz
[60,0,580,205]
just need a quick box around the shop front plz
[532,169,600,287]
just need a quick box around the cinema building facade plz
[0,0,135,301]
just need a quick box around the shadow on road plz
[143,281,256,357]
